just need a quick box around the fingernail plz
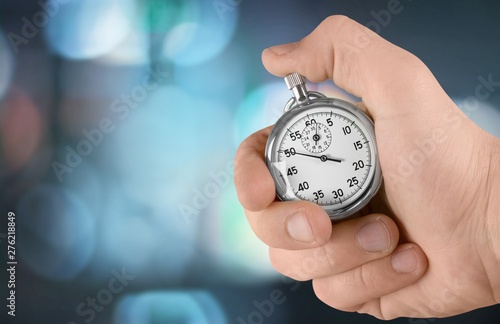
[391,248,418,273]
[356,220,390,252]
[287,209,315,243]
[267,43,298,55]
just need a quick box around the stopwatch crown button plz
[284,73,305,89]
[285,73,309,104]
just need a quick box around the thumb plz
[261,15,453,119]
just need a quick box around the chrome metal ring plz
[284,91,327,112]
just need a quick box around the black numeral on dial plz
[342,126,351,135]
[298,181,309,191]
[284,148,296,157]
[347,177,359,187]
[313,190,324,200]
[332,189,344,199]
[305,119,316,126]
[353,140,363,150]
[289,131,301,141]
[353,160,365,171]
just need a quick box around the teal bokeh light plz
[234,82,291,147]
[114,291,227,324]
[45,0,139,60]
[162,0,239,66]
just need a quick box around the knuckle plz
[312,278,348,310]
[399,54,429,82]
[244,211,271,245]
[313,265,377,310]
[255,214,273,244]
[312,278,330,304]
[370,48,433,103]
[269,250,313,281]
[268,249,288,274]
[389,50,430,86]
[318,244,338,273]
[286,270,311,282]
[320,15,352,31]
[356,263,376,291]
[297,253,321,280]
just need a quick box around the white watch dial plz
[275,109,374,208]
[266,100,382,220]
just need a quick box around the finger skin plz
[246,200,332,250]
[269,214,399,280]
[312,243,428,312]
[234,126,275,212]
[235,127,332,250]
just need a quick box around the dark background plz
[1,0,499,323]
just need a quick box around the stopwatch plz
[265,73,382,221]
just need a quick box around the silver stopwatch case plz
[265,73,382,221]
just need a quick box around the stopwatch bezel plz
[265,97,382,221]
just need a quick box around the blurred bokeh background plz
[1,0,499,323]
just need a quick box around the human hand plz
[234,16,500,320]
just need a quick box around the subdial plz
[301,122,332,153]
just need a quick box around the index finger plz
[235,127,333,250]
[234,126,276,212]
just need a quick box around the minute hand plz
[295,152,343,163]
